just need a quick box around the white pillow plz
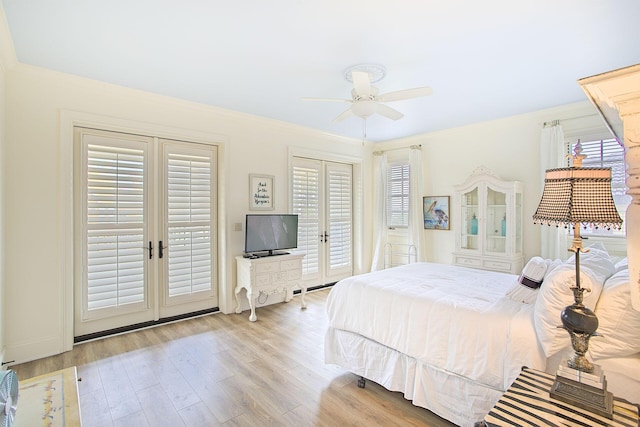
[545,258,563,274]
[589,269,640,359]
[506,257,548,304]
[614,257,628,273]
[566,242,615,284]
[534,263,605,358]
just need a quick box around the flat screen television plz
[244,214,298,256]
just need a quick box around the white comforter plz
[326,262,547,390]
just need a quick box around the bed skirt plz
[325,327,504,427]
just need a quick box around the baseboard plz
[3,335,65,366]
[74,306,220,343]
[294,283,336,293]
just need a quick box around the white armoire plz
[452,166,524,274]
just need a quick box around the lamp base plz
[550,360,613,419]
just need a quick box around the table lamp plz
[532,141,623,418]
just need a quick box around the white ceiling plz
[3,1,640,142]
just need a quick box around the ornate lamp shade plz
[532,167,623,230]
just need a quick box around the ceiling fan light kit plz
[350,100,378,119]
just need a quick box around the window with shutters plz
[327,164,352,269]
[566,138,629,237]
[387,162,410,229]
[292,163,320,275]
[166,152,212,297]
[85,143,147,311]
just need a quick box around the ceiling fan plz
[303,64,433,123]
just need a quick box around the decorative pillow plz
[589,269,640,359]
[506,257,548,304]
[533,263,605,358]
[566,242,615,284]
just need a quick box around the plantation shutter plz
[387,162,410,228]
[579,138,626,198]
[571,138,629,235]
[292,159,321,275]
[327,163,352,271]
[165,146,215,298]
[84,139,148,313]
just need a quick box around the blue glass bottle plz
[470,214,478,235]
[501,215,506,236]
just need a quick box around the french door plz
[73,128,218,337]
[292,157,353,288]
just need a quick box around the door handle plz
[148,241,153,259]
[159,240,167,259]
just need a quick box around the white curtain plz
[408,146,426,262]
[539,121,568,259]
[370,152,388,271]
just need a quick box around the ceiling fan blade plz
[378,87,433,102]
[333,108,354,122]
[351,71,373,98]
[301,97,351,103]
[375,103,404,120]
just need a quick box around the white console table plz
[234,253,305,321]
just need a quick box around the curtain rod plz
[373,144,422,155]
[543,113,600,127]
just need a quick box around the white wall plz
[3,63,371,364]
[377,101,606,265]
[0,52,5,365]
[0,3,16,365]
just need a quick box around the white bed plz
[325,257,640,426]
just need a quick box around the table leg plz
[300,286,307,309]
[247,290,257,322]
[234,286,243,314]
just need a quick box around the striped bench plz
[482,367,639,427]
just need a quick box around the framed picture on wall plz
[249,174,274,210]
[423,196,450,230]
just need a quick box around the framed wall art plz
[249,174,274,210]
[423,196,450,230]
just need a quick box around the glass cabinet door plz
[485,187,507,255]
[461,187,479,250]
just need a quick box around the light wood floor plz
[12,288,455,427]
